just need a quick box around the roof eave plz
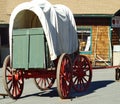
[74,14,113,18]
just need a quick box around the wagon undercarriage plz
[2,54,92,99]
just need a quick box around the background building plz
[0,0,120,66]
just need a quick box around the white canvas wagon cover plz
[9,0,78,60]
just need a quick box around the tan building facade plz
[0,0,120,66]
[1,0,120,24]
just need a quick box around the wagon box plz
[12,28,46,69]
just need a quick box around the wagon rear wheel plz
[57,53,72,99]
[72,55,92,92]
[2,55,24,99]
[34,77,55,90]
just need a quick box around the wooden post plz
[115,68,120,81]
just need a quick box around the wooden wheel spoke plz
[82,77,88,83]
[74,78,83,91]
[16,82,21,93]
[46,78,50,85]
[75,61,81,68]
[77,79,82,90]
[76,79,82,89]
[61,80,69,97]
[85,74,90,77]
[6,73,12,81]
[37,78,42,85]
[41,78,47,88]
[73,76,78,84]
[6,67,12,74]
[77,78,81,87]
[17,80,22,88]
[13,80,22,97]
[8,81,13,92]
[82,65,89,70]
[7,78,12,84]
[44,79,47,87]
[14,85,18,96]
[81,78,86,89]
[6,75,12,78]
[61,61,65,73]
[40,79,44,87]
[12,85,16,96]
[61,72,71,83]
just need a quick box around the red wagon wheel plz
[72,55,92,92]
[34,77,55,90]
[57,53,72,99]
[2,55,24,99]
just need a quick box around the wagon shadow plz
[71,80,115,98]
[20,80,115,99]
[20,87,58,99]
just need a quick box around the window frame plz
[77,26,92,54]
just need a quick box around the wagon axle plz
[7,69,56,83]
[22,69,56,79]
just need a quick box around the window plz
[77,27,92,54]
[0,25,9,47]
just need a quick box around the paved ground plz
[0,68,120,104]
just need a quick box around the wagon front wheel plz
[57,53,72,99]
[2,55,24,99]
[72,55,92,92]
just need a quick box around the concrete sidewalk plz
[0,68,120,104]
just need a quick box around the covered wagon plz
[2,0,92,99]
